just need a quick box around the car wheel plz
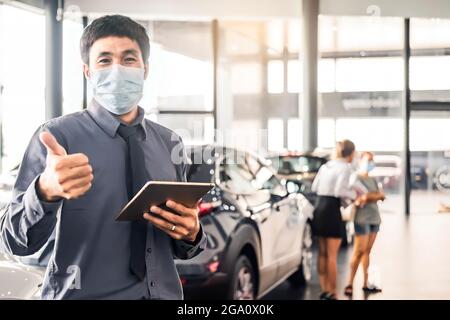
[229,255,256,300]
[288,222,312,287]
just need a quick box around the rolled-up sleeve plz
[0,125,64,256]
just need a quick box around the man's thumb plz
[39,131,67,156]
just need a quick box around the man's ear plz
[144,62,149,80]
[83,64,91,80]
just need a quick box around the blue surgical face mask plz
[89,64,145,115]
[361,160,375,173]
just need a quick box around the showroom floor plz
[263,199,450,300]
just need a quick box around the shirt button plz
[147,248,152,254]
[150,281,155,287]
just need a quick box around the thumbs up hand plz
[37,132,93,201]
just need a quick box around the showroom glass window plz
[62,13,83,115]
[409,18,450,212]
[145,21,214,145]
[0,4,84,173]
[0,4,45,173]
[318,15,404,211]
[218,19,302,154]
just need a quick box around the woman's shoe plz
[362,285,382,293]
[325,293,338,300]
[319,291,330,300]
[344,285,353,296]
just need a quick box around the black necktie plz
[117,124,148,280]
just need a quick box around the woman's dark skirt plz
[312,195,346,238]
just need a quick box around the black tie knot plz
[117,124,139,140]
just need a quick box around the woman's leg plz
[362,231,378,287]
[317,237,328,293]
[346,234,369,288]
[325,237,342,295]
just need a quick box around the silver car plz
[0,165,47,300]
[0,253,45,299]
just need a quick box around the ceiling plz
[62,0,450,20]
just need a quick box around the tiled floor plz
[263,198,450,300]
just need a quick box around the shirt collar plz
[87,99,148,140]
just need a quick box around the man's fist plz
[37,131,93,201]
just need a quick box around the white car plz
[0,164,49,300]
[371,155,402,190]
[0,253,45,300]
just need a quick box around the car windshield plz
[275,156,325,174]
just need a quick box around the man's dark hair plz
[80,15,150,64]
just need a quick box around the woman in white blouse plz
[311,140,356,300]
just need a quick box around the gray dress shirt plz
[0,100,206,299]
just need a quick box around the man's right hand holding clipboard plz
[116,181,214,244]
[144,200,201,243]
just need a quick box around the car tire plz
[228,255,256,300]
[288,222,313,287]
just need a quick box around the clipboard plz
[115,181,214,221]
